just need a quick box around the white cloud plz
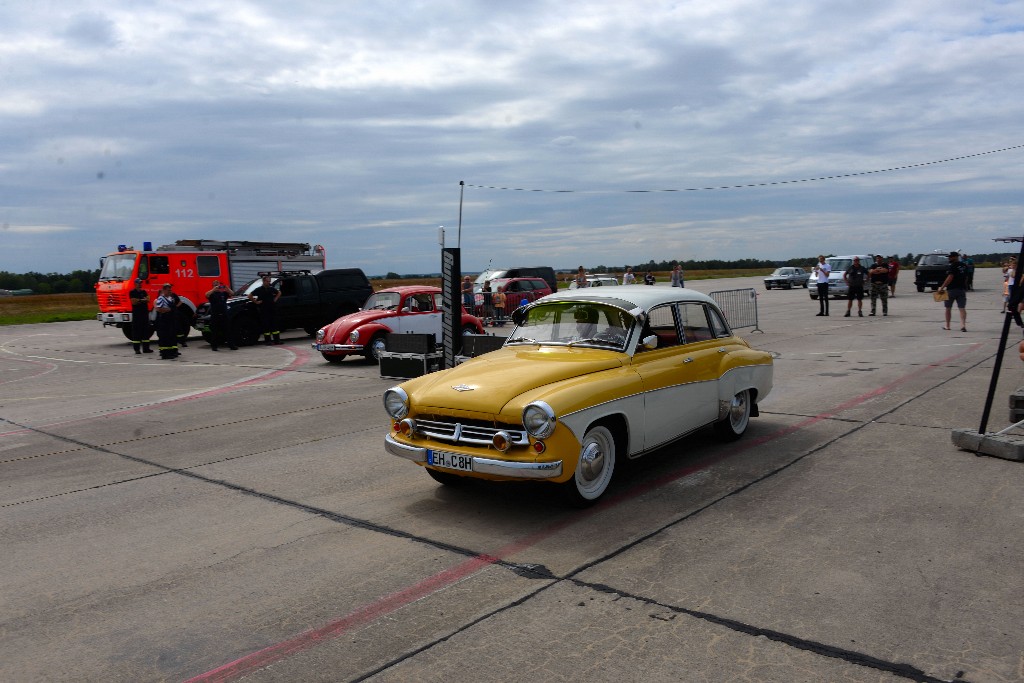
[0,0,1022,275]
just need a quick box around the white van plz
[809,255,873,300]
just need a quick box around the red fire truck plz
[95,239,327,340]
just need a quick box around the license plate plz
[428,449,474,472]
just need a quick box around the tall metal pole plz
[457,180,464,248]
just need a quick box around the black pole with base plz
[977,235,1024,435]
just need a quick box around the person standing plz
[868,255,890,316]
[938,251,969,332]
[128,278,153,354]
[887,256,900,296]
[154,284,180,359]
[814,255,831,316]
[249,274,282,345]
[643,270,656,285]
[480,280,494,324]
[461,275,474,312]
[574,266,588,289]
[491,287,507,325]
[670,264,684,287]
[162,284,191,348]
[621,267,636,285]
[843,256,868,317]
[964,255,975,291]
[205,280,237,351]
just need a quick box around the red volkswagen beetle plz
[313,286,485,363]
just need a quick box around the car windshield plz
[770,269,789,276]
[363,291,401,310]
[920,255,947,266]
[98,254,137,281]
[828,258,853,272]
[507,302,634,350]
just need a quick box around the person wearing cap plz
[868,254,890,316]
[163,283,192,348]
[842,256,869,317]
[154,284,180,359]
[128,278,153,354]
[938,251,969,332]
[205,280,237,351]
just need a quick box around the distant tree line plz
[6,252,1020,291]
[589,252,1019,274]
[0,270,100,294]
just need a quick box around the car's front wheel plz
[321,352,345,364]
[364,333,387,363]
[561,425,616,506]
[714,388,751,441]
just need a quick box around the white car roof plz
[539,284,718,311]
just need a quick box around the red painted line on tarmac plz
[186,342,983,682]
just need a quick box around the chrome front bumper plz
[384,433,563,479]
[312,343,362,352]
[97,312,133,324]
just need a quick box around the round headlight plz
[316,329,325,342]
[349,330,360,343]
[383,387,409,420]
[522,401,556,439]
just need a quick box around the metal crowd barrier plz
[709,288,762,332]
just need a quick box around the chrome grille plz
[415,418,529,447]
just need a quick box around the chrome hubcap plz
[579,441,605,482]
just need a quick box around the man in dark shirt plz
[248,274,282,345]
[128,278,153,354]
[868,254,890,316]
[205,280,237,351]
[843,257,869,317]
[938,251,969,331]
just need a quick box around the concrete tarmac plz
[1,269,1022,682]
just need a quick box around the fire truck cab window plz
[149,256,170,275]
[196,255,220,278]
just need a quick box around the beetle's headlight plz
[349,330,360,343]
[316,329,325,342]
[383,387,409,420]
[522,401,556,439]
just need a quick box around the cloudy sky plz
[2,1,1022,276]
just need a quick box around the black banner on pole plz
[442,248,461,369]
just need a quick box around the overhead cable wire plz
[464,143,1024,194]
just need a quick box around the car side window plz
[708,306,731,338]
[677,303,714,343]
[413,293,433,312]
[433,293,444,310]
[647,305,680,348]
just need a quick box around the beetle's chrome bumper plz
[312,343,362,352]
[384,433,563,479]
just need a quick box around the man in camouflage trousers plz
[868,254,890,316]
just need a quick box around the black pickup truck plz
[193,269,373,346]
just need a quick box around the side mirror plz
[511,308,526,326]
[642,335,658,350]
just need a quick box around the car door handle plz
[718,348,728,353]
[683,357,694,363]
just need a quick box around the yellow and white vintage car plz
[383,286,773,505]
